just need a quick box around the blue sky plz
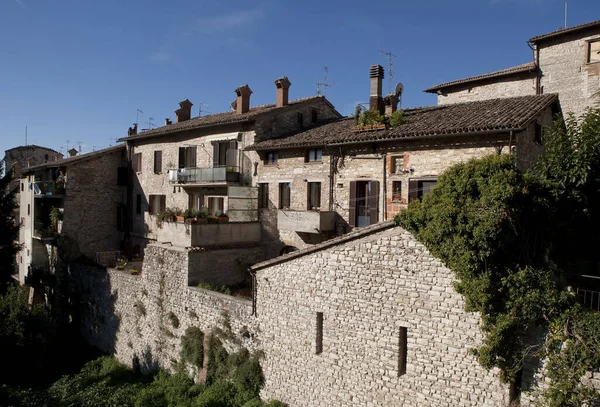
[1,0,599,158]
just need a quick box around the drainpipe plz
[328,148,335,212]
[382,152,387,221]
[125,140,134,261]
[249,268,257,316]
[527,41,541,94]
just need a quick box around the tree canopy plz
[0,173,21,293]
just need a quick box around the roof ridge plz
[529,19,600,43]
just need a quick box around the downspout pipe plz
[527,41,541,94]
[382,153,387,221]
[125,140,134,261]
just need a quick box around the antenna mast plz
[146,117,154,130]
[378,49,398,94]
[136,109,144,126]
[198,103,210,117]
[25,125,27,146]
[564,2,568,28]
[316,66,332,96]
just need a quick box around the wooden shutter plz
[408,180,419,203]
[369,181,379,225]
[349,181,357,227]
[149,195,155,214]
[154,151,162,173]
[160,195,166,213]
[213,143,219,167]
[189,146,197,168]
[179,147,186,168]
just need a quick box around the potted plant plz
[355,109,387,132]
[207,215,218,224]
[129,269,141,276]
[173,208,185,223]
[217,212,229,223]
[195,207,210,224]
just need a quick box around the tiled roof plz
[24,144,125,172]
[250,221,396,271]
[424,62,537,93]
[118,96,336,142]
[247,94,559,151]
[529,19,600,44]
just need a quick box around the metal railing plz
[577,288,600,312]
[168,166,240,183]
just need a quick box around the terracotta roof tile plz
[424,62,537,93]
[118,96,333,142]
[247,94,558,151]
[529,19,600,44]
[24,144,125,172]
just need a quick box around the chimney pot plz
[369,64,385,114]
[384,94,399,117]
[175,99,193,122]
[274,77,291,107]
[165,118,172,126]
[235,85,253,114]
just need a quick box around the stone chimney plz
[235,85,252,114]
[369,65,385,114]
[384,94,399,117]
[165,118,172,126]
[274,77,291,107]
[175,99,193,123]
[68,148,78,157]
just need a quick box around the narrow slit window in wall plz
[398,326,407,376]
[316,312,323,355]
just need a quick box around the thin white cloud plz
[195,9,264,32]
[15,0,27,9]
[150,51,170,63]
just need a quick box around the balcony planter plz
[217,215,229,223]
[207,215,218,224]
[175,215,185,223]
[196,217,208,225]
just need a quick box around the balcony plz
[154,221,261,248]
[168,166,240,185]
[32,181,65,197]
[277,210,337,234]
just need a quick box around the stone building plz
[425,19,600,117]
[17,145,127,284]
[117,78,341,266]
[248,65,560,255]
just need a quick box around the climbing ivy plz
[395,108,600,406]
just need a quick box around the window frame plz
[307,182,321,210]
[305,149,323,163]
[392,156,404,174]
[148,194,166,215]
[392,181,402,202]
[588,39,600,64]
[534,123,543,145]
[133,153,142,173]
[258,183,269,209]
[264,151,279,166]
[278,182,291,210]
[153,150,162,174]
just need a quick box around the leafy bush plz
[181,326,204,369]
[389,110,405,127]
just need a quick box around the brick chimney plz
[235,85,252,114]
[384,94,399,117]
[369,65,385,114]
[68,148,78,157]
[175,99,193,123]
[274,77,291,107]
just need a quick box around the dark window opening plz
[213,141,238,167]
[27,204,30,216]
[311,109,318,123]
[408,179,437,202]
[297,112,304,129]
[349,180,379,227]
[265,151,278,165]
[392,181,402,202]
[305,149,322,163]
[21,183,24,192]
[535,123,543,145]
[392,156,404,174]
[398,327,407,376]
[179,146,197,169]
[136,194,142,215]
[307,182,321,210]
[149,194,166,215]
[154,150,162,174]
[259,183,269,209]
[279,183,291,209]
[133,153,142,172]
[316,312,323,355]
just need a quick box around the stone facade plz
[536,30,600,117]
[252,223,509,407]
[255,104,553,254]
[72,244,257,373]
[437,74,536,105]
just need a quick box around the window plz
[136,194,142,215]
[279,182,291,209]
[297,112,304,129]
[349,180,379,227]
[311,109,318,123]
[133,152,142,172]
[398,327,407,376]
[305,149,322,163]
[258,183,269,209]
[307,182,321,210]
[316,312,323,355]
[21,183,23,192]
[154,151,162,174]
[392,181,402,202]
[178,146,197,169]
[27,204,30,216]
[408,179,438,202]
[588,40,600,63]
[149,194,166,215]
[207,197,225,216]
[213,141,237,167]
[535,123,543,145]
[264,151,278,165]
[392,156,404,174]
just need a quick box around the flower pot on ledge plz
[175,215,185,223]
[196,217,208,225]
[217,215,229,223]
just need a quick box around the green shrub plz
[180,326,204,369]
[389,110,405,127]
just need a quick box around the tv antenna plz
[108,137,118,146]
[564,2,568,28]
[316,66,333,96]
[198,103,210,117]
[378,49,398,94]
[77,141,83,152]
[146,117,154,130]
[136,109,144,126]
[92,145,101,152]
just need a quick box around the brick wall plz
[254,225,509,407]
